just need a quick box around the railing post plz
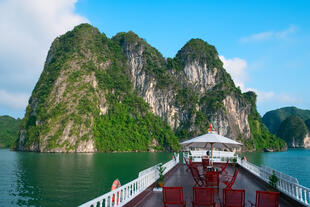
[109,194,112,207]
[105,197,108,207]
[299,187,303,202]
[128,185,130,198]
[296,186,299,200]
[291,183,294,195]
[303,189,308,204]
[120,190,123,204]
[118,189,121,206]
[286,182,288,193]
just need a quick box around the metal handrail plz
[78,154,179,207]
[238,158,310,206]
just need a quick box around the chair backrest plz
[188,158,194,166]
[202,158,210,169]
[231,168,239,182]
[221,160,229,172]
[189,165,205,187]
[162,187,184,205]
[255,191,280,207]
[205,171,219,188]
[225,168,239,189]
[193,187,215,206]
[223,189,245,207]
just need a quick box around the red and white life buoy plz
[111,179,121,205]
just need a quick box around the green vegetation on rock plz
[262,107,310,134]
[277,115,308,148]
[244,92,286,151]
[0,116,21,148]
[175,38,223,69]
[305,119,310,132]
[263,107,310,148]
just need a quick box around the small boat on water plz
[264,148,274,152]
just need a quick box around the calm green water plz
[0,149,173,207]
[241,149,310,188]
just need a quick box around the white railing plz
[184,151,237,163]
[138,164,159,177]
[189,150,235,158]
[238,158,310,206]
[78,153,179,207]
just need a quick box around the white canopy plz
[180,131,242,149]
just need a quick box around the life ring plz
[242,156,247,162]
[111,179,121,204]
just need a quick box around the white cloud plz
[219,56,248,90]
[220,56,297,105]
[241,88,298,105]
[240,25,297,43]
[0,0,88,116]
[0,89,29,109]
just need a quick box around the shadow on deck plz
[126,164,303,207]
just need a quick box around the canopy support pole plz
[211,143,214,166]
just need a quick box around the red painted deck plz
[126,164,303,207]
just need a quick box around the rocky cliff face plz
[17,24,285,152]
[115,34,254,143]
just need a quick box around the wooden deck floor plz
[128,164,300,207]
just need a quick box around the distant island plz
[263,106,310,148]
[15,24,285,153]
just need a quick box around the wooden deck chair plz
[184,157,191,172]
[162,186,186,207]
[202,158,210,171]
[222,168,238,189]
[205,171,220,191]
[219,160,229,176]
[189,165,206,187]
[249,191,280,207]
[189,158,200,168]
[192,187,215,207]
[223,188,245,207]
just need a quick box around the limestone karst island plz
[1,1,310,207]
[17,24,285,153]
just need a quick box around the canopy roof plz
[180,131,242,149]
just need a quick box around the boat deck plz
[126,164,301,207]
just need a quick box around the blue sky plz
[0,0,309,118]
